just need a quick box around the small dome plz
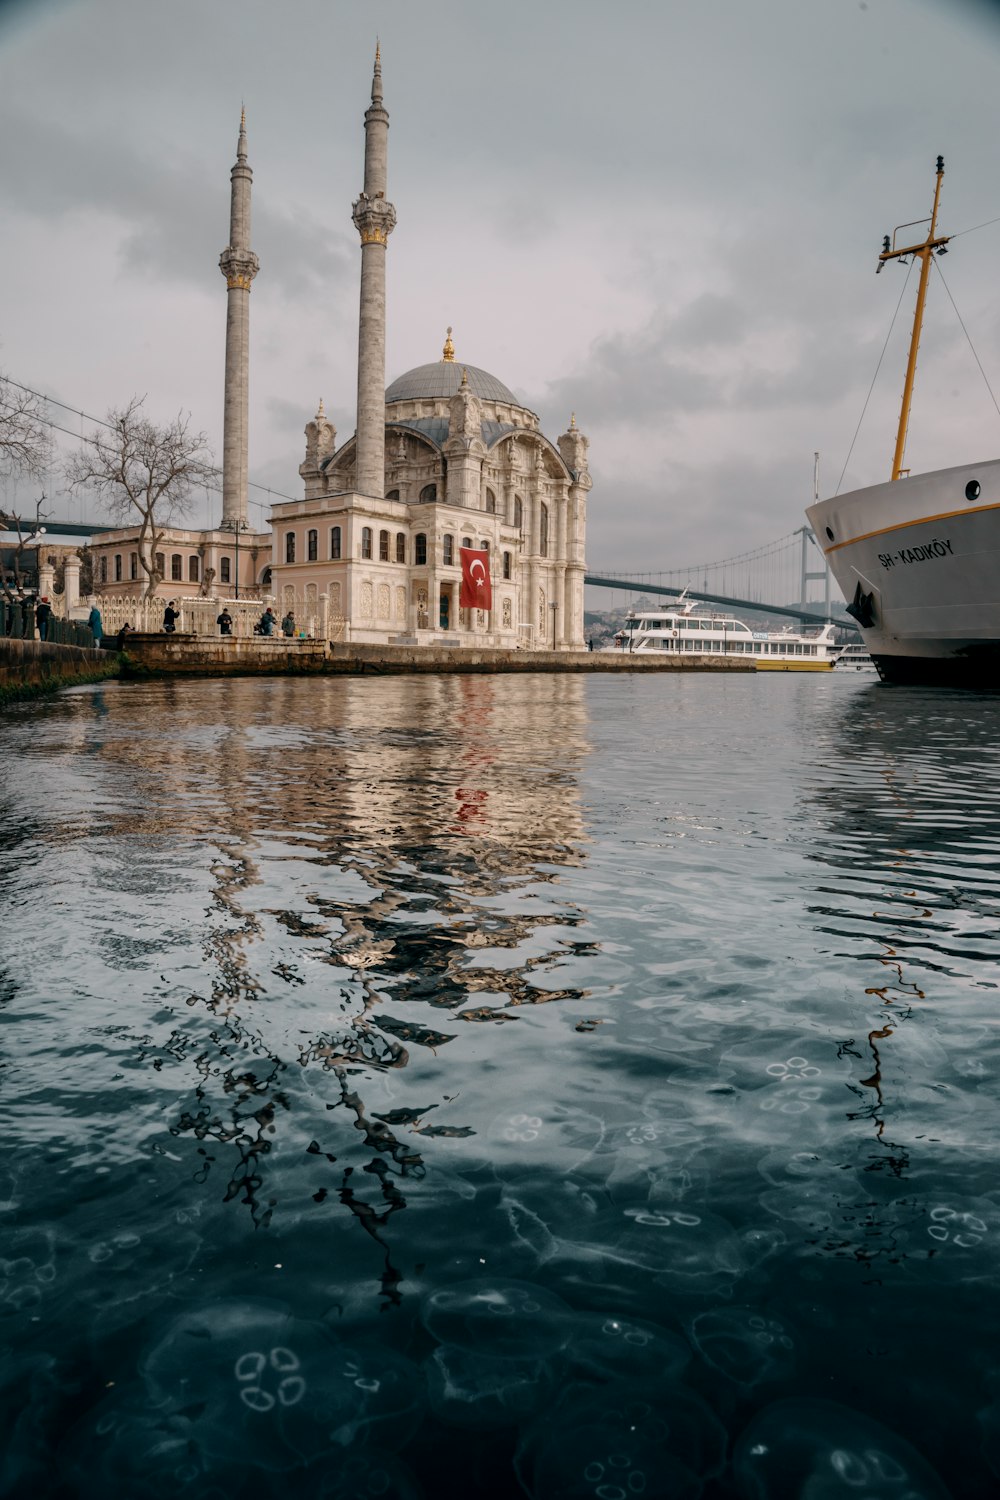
[385,362,520,406]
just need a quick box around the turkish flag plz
[459,547,492,610]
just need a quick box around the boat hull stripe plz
[823,499,1000,553]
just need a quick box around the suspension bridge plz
[585,526,855,627]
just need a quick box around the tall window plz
[171,555,183,581]
[285,533,296,564]
[114,554,122,582]
[539,503,549,557]
[513,496,523,529]
[461,536,472,550]
[99,557,108,584]
[480,540,489,552]
[419,483,437,503]
[379,529,390,561]
[415,533,427,565]
[503,551,512,580]
[129,552,138,580]
[331,526,341,560]
[155,552,165,579]
[307,528,318,561]
[443,534,454,566]
[395,532,406,563]
[189,555,200,583]
[220,557,231,583]
[361,527,373,560]
[485,488,496,513]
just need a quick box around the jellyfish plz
[563,1311,691,1385]
[141,1300,423,1471]
[0,1227,56,1318]
[420,1278,571,1360]
[58,1392,236,1500]
[517,1380,726,1500]
[689,1305,795,1389]
[613,1207,746,1296]
[488,1102,606,1176]
[733,1397,951,1498]
[424,1342,557,1429]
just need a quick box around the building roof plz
[385,362,521,406]
[389,416,517,452]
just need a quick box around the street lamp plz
[549,600,558,652]
[220,517,250,600]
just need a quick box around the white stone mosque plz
[88,49,592,651]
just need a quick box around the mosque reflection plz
[87,673,591,1267]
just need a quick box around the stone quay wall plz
[116,633,755,679]
[0,638,118,702]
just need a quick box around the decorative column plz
[558,414,592,650]
[219,109,260,526]
[352,45,396,498]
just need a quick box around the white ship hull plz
[807,457,1000,685]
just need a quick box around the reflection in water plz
[1,673,999,1494]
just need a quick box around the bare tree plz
[66,397,215,598]
[0,376,51,483]
[0,499,48,589]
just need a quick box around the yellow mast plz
[877,156,951,481]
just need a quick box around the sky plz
[2,0,1000,588]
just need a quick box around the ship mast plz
[877,156,951,481]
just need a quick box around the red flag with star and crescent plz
[459,547,492,610]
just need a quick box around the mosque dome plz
[385,328,521,406]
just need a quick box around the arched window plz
[129,552,138,580]
[154,552,165,579]
[171,554,182,581]
[260,566,272,589]
[99,556,108,584]
[539,503,549,557]
[361,527,373,560]
[396,532,406,563]
[188,555,200,583]
[285,533,296,564]
[513,496,523,529]
[503,551,512,580]
[386,488,400,502]
[485,488,496,513]
[331,526,341,560]
[461,536,472,550]
[480,539,489,552]
[419,483,437,503]
[415,533,427,565]
[114,554,122,582]
[443,534,454,566]
[307,528,318,561]
[220,557,231,583]
[379,529,390,561]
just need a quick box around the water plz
[1,670,999,1498]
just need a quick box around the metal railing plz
[1,599,94,647]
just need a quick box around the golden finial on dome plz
[442,326,455,362]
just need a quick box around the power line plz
[932,256,1000,425]
[835,258,914,495]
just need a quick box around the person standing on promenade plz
[281,610,295,637]
[162,600,179,633]
[217,608,233,636]
[88,604,103,644]
[35,596,52,641]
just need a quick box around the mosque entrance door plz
[439,589,450,630]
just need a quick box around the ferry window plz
[415,533,427,565]
[396,532,406,563]
[361,527,373,560]
[170,554,181,581]
[331,526,341,559]
[379,529,390,561]
[285,532,296,564]
[443,534,454,566]
[220,557,231,583]
[308,528,318,561]
[188,556,200,583]
[967,479,981,501]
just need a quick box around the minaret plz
[351,44,397,497]
[219,108,260,525]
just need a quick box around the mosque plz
[87,50,592,651]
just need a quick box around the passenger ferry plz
[832,643,877,673]
[617,598,842,670]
